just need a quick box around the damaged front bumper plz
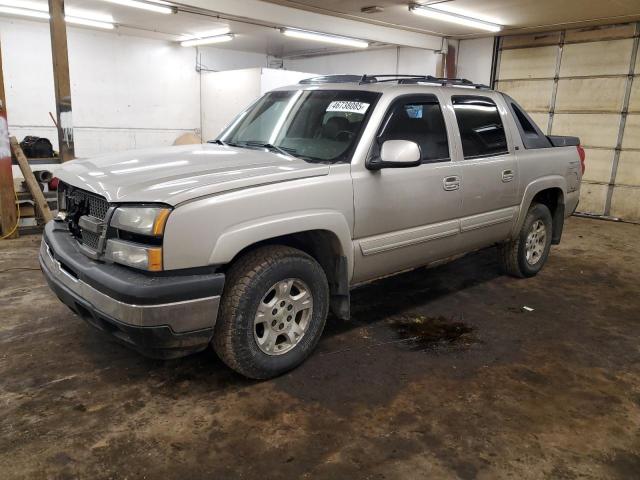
[39,222,225,359]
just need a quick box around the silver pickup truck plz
[40,74,585,379]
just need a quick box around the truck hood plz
[55,144,330,206]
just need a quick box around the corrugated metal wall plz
[495,23,640,222]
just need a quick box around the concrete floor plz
[1,217,639,479]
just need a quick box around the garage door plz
[495,23,640,222]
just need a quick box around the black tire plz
[212,245,329,379]
[498,203,553,278]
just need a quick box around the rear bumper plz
[40,222,225,359]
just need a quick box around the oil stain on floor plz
[388,314,476,352]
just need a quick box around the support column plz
[0,39,18,239]
[446,42,457,79]
[48,0,75,161]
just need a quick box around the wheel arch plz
[514,177,567,244]
[210,211,353,320]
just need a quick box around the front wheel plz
[498,203,553,278]
[212,245,329,379]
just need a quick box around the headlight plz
[110,206,171,236]
[105,239,163,271]
[107,206,171,271]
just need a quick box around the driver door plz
[351,94,463,284]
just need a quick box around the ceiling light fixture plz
[178,27,230,42]
[0,2,115,29]
[0,0,44,10]
[65,16,114,29]
[101,0,174,15]
[0,5,48,19]
[66,7,114,24]
[180,33,234,47]
[409,4,502,32]
[280,28,369,49]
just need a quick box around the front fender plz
[209,210,354,280]
[512,176,567,237]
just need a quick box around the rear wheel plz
[498,203,553,278]
[213,245,329,379]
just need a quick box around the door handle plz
[443,176,460,191]
[501,169,514,182]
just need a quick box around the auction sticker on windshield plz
[326,101,370,114]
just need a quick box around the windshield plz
[217,89,380,163]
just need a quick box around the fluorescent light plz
[101,0,174,15]
[0,0,45,10]
[0,5,48,18]
[427,3,504,26]
[409,4,502,32]
[178,27,230,42]
[0,3,115,29]
[180,34,234,47]
[66,7,114,23]
[66,16,114,29]
[281,28,368,49]
[1,0,113,22]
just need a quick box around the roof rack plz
[299,74,367,85]
[299,74,490,89]
[369,75,491,89]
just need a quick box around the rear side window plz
[452,96,508,159]
[513,104,537,134]
[503,94,552,149]
[376,95,450,163]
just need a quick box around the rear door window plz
[451,96,509,159]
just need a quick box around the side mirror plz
[368,140,421,170]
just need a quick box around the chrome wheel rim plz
[254,278,313,356]
[525,220,547,265]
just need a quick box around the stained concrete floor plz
[1,217,639,480]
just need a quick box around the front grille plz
[80,230,101,250]
[88,195,109,220]
[66,188,109,220]
[60,182,110,252]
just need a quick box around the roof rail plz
[299,73,491,89]
[362,74,491,89]
[299,74,367,84]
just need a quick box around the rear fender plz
[511,176,567,238]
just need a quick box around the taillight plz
[576,145,586,175]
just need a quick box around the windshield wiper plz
[223,140,321,163]
[264,144,297,158]
[209,139,227,146]
[242,141,298,158]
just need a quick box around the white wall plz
[1,17,201,164]
[201,68,262,141]
[3,17,277,179]
[259,68,315,95]
[397,47,441,75]
[457,37,495,86]
[198,46,270,72]
[200,68,316,141]
[284,47,439,76]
